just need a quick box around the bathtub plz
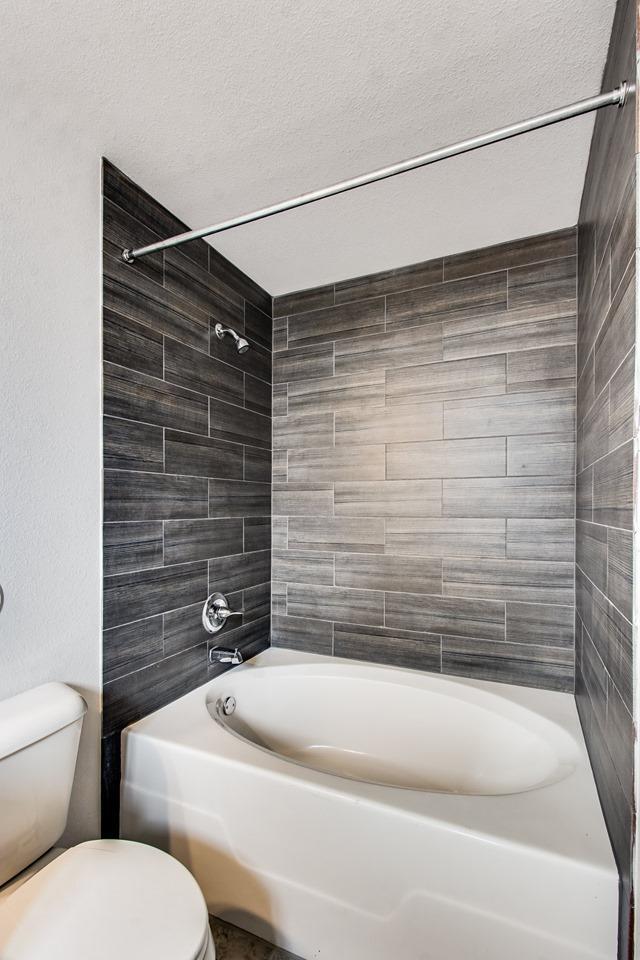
[120,648,617,960]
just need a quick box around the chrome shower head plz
[214,323,250,354]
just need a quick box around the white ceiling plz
[5,0,616,294]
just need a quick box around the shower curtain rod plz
[122,81,633,264]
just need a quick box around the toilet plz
[0,681,215,959]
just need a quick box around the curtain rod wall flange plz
[122,81,634,265]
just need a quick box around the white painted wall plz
[0,103,102,841]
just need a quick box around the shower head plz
[214,323,250,354]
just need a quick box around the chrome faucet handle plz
[202,592,244,634]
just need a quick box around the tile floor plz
[209,916,302,959]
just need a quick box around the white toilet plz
[0,681,215,959]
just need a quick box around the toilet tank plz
[0,682,86,886]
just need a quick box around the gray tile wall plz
[574,0,636,954]
[272,227,577,691]
[101,160,272,832]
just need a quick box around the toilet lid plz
[0,840,210,960]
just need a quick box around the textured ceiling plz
[5,0,616,293]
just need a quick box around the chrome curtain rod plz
[123,81,633,264]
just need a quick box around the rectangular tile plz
[334,256,442,302]
[164,337,244,405]
[579,254,610,374]
[444,390,574,439]
[104,417,163,473]
[506,344,576,393]
[443,558,574,604]
[387,437,505,480]
[163,601,209,656]
[508,256,576,309]
[273,342,334,383]
[333,623,441,672]
[288,583,384,626]
[593,441,633,529]
[273,412,334,450]
[442,301,576,361]
[289,445,385,482]
[443,228,576,281]
[575,520,607,593]
[209,550,270,594]
[164,245,241,316]
[273,284,334,318]
[208,479,270,517]
[507,433,575,477]
[578,386,609,471]
[210,398,271,450]
[386,272,507,331]
[104,362,208,434]
[441,637,573,691]
[207,615,270,672]
[609,168,634,297]
[104,521,163,576]
[270,614,333,654]
[209,314,272,385]
[272,483,334,516]
[594,263,634,395]
[386,353,505,406]
[288,516,385,553]
[385,518,505,558]
[271,581,287,616]
[335,553,442,595]
[576,466,593,522]
[335,480,441,518]
[165,429,243,480]
[244,516,271,552]
[272,549,334,586]
[104,471,208,522]
[591,586,633,713]
[103,308,163,378]
[242,581,271,623]
[208,246,271,315]
[164,518,243,564]
[272,517,287,549]
[244,374,271,416]
[607,527,632,622]
[506,602,574,648]
[287,371,385,415]
[244,302,272,352]
[103,616,164,684]
[244,445,271,483]
[385,592,505,641]
[609,348,634,449]
[335,403,442,445]
[335,322,442,376]
[443,477,574,518]
[506,519,574,561]
[272,449,287,482]
[102,196,164,286]
[288,298,385,347]
[273,383,288,417]
[104,561,207,630]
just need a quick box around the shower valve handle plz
[202,592,244,634]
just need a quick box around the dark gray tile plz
[593,440,633,529]
[207,616,270,673]
[444,228,576,281]
[335,403,442,445]
[165,246,241,315]
[164,518,243,564]
[575,520,607,593]
[288,516,384,553]
[244,445,271,483]
[287,371,385,415]
[386,353,505,405]
[272,483,334,516]
[104,561,207,630]
[592,585,633,714]
[289,445,385,482]
[576,466,593,521]
[104,362,208,434]
[272,517,287,549]
[444,389,574,439]
[335,322,442,376]
[335,480,441,518]
[104,521,163,576]
[104,470,208,522]
[165,429,243,480]
[609,168,635,297]
[606,680,634,806]
[579,254,610,375]
[210,323,272,385]
[274,284,334,318]
[273,343,334,383]
[164,337,244,405]
[103,308,163,377]
[102,196,164,286]
[243,582,271,623]
[271,614,333,654]
[103,616,164,684]
[387,437,505,480]
[335,553,442,595]
[288,583,384,626]
[333,623,441,672]
[607,527,632,622]
[385,592,505,641]
[273,317,288,352]
[386,272,507,331]
[273,413,334,450]
[609,348,634,449]
[443,477,574,518]
[506,344,576,393]
[506,519,574,561]
[244,374,272,416]
[271,581,287,616]
[507,433,575,477]
[244,302,273,352]
[507,257,576,309]
[288,298,385,347]
[443,558,573,604]
[209,550,270,594]
[163,601,209,656]
[335,257,442,302]
[386,517,505,558]
[442,637,573,691]
[577,387,609,470]
[104,417,163,473]
[210,398,271,450]
[209,479,270,517]
[594,260,634,395]
[209,245,271,315]
[577,349,595,418]
[442,301,576,361]
[272,549,334,586]
[273,383,288,417]
[506,602,574,648]
[244,517,271,552]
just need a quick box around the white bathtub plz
[120,648,617,960]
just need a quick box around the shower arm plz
[122,81,633,264]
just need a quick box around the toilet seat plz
[0,839,213,960]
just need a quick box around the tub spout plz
[209,647,243,665]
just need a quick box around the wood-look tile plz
[576,348,595,419]
[577,386,609,471]
[335,553,442,595]
[244,302,273,352]
[385,592,505,641]
[386,271,506,332]
[506,602,574,648]
[273,284,334,318]
[102,197,164,287]
[244,445,271,483]
[103,616,164,684]
[272,483,334,517]
[244,517,271,552]
[243,582,271,622]
[576,466,593,522]
[164,337,244,405]
[163,601,209,656]
[288,298,385,347]
[104,417,163,473]
[104,521,163,576]
[335,480,441,518]
[443,477,574,518]
[593,440,633,529]
[273,383,288,417]
[335,321,442,376]
[385,517,505,558]
[334,257,443,303]
[288,516,384,553]
[507,257,576,309]
[606,680,634,806]
[609,348,634,449]
[607,527,632,622]
[333,623,441,672]
[271,614,333,654]
[209,322,272,385]
[576,567,595,638]
[289,445,385,482]
[441,637,573,691]
[287,371,385,415]
[165,429,243,480]
[104,561,207,630]
[445,389,574,439]
[273,316,288,352]
[164,518,243,564]
[443,558,573,604]
[103,308,163,377]
[288,583,384,626]
[506,519,574,561]
[272,549,334,586]
[208,246,271,315]
[271,581,287,616]
[244,374,272,416]
[609,167,635,297]
[442,301,576,361]
[104,470,208,522]
[104,362,209,434]
[507,433,575,477]
[387,437,505,480]
[273,413,334,450]
[273,342,334,383]
[165,246,241,315]
[207,615,270,675]
[272,449,288,483]
[335,403,442,445]
[506,344,575,393]
[210,398,271,450]
[580,253,611,374]
[209,550,270,594]
[443,228,576,281]
[575,520,607,593]
[386,353,505,405]
[592,585,633,713]
[208,479,270,517]
[594,262,634,395]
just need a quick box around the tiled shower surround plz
[271,228,577,690]
[101,161,272,830]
